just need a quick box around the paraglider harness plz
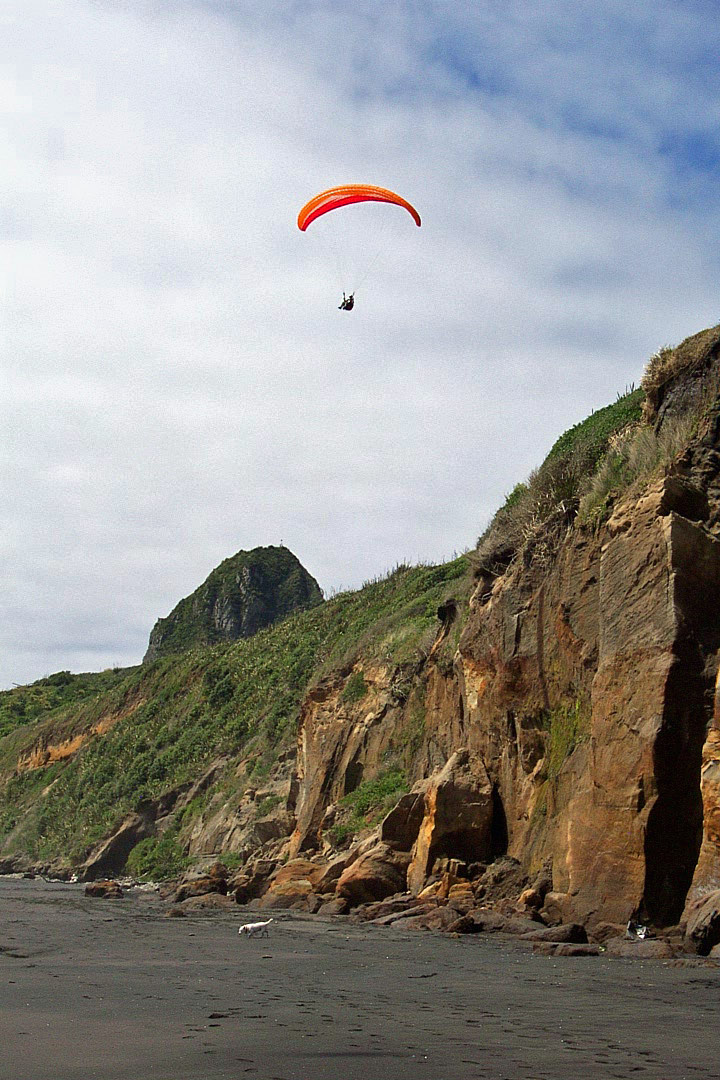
[339,292,355,311]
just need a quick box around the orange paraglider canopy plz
[297,184,421,231]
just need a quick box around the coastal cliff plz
[3,324,720,947]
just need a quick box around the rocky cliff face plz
[277,326,720,932]
[144,545,322,662]
[4,328,720,948]
[456,476,719,928]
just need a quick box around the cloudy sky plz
[3,1,719,688]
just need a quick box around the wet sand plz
[1,878,718,1080]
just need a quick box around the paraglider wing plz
[298,184,421,231]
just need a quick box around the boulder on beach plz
[604,937,674,959]
[84,880,123,899]
[336,843,411,905]
[255,858,328,909]
[533,943,602,957]
[520,923,588,944]
[683,889,720,955]
[172,862,229,903]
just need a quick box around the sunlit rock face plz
[286,332,720,929]
[378,751,493,895]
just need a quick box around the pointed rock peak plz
[144,545,322,663]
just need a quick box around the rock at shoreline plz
[533,943,602,957]
[520,923,588,944]
[604,937,674,959]
[171,862,229,903]
[84,880,123,899]
[447,907,539,936]
[683,890,720,955]
[336,843,411,906]
[317,896,349,916]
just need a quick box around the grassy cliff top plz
[477,323,720,574]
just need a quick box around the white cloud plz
[2,0,719,686]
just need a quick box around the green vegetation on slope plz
[544,389,645,469]
[0,557,469,865]
[477,325,720,574]
[341,670,368,704]
[330,767,410,847]
[0,668,133,740]
[125,829,189,881]
[578,327,720,524]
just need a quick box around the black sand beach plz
[1,877,718,1080]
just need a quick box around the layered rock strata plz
[282,467,720,932]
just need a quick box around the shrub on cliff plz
[126,831,189,881]
[341,670,368,704]
[330,768,410,846]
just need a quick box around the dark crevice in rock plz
[490,784,509,859]
[429,598,459,659]
[642,647,706,925]
[437,599,457,626]
[343,754,364,796]
[428,829,487,867]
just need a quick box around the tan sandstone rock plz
[335,843,411,906]
[685,672,720,907]
[84,880,123,899]
[253,858,327,909]
[402,751,493,895]
[683,889,720,955]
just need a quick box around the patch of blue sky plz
[421,33,513,100]
[660,130,720,177]
[661,176,720,220]
[555,105,628,147]
[655,131,720,218]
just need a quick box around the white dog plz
[238,918,273,938]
